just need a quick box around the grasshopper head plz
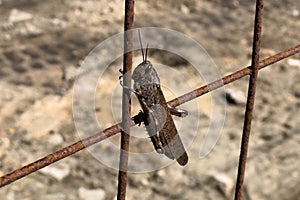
[133,32,160,85]
[132,60,160,85]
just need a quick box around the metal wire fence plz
[0,0,299,200]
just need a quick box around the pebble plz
[51,18,67,29]
[9,9,33,24]
[78,187,106,200]
[112,195,117,200]
[207,171,234,197]
[287,58,300,68]
[224,88,247,105]
[157,169,166,178]
[180,4,190,14]
[141,178,150,186]
[40,164,70,181]
[19,23,43,37]
[292,9,299,17]
[48,133,64,145]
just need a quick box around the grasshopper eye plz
[145,65,151,73]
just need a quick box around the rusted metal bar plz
[117,0,134,200]
[234,1,264,200]
[0,44,299,188]
[168,44,300,107]
[0,123,123,188]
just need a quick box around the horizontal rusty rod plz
[168,44,300,107]
[0,123,124,188]
[0,43,299,188]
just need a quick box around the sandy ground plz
[0,0,299,199]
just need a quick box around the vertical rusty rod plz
[117,0,134,200]
[234,0,264,200]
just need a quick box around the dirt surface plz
[0,0,299,199]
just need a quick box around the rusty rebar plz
[0,123,123,187]
[0,44,299,188]
[234,1,264,200]
[117,0,134,200]
[168,43,300,108]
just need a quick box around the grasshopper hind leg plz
[168,107,188,118]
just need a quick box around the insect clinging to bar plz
[120,31,188,166]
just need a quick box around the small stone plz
[180,4,190,14]
[51,18,67,29]
[112,195,117,200]
[8,128,15,135]
[40,164,70,181]
[287,58,300,68]
[48,133,64,145]
[292,9,299,17]
[8,9,33,24]
[22,23,43,36]
[224,88,247,105]
[3,33,12,41]
[78,187,106,200]
[157,169,166,178]
[141,178,149,186]
[233,0,240,7]
[207,171,234,197]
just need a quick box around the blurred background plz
[0,0,299,199]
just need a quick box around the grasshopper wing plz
[149,103,188,166]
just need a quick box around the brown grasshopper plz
[120,33,188,166]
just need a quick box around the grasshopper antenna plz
[145,44,149,62]
[138,30,145,62]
